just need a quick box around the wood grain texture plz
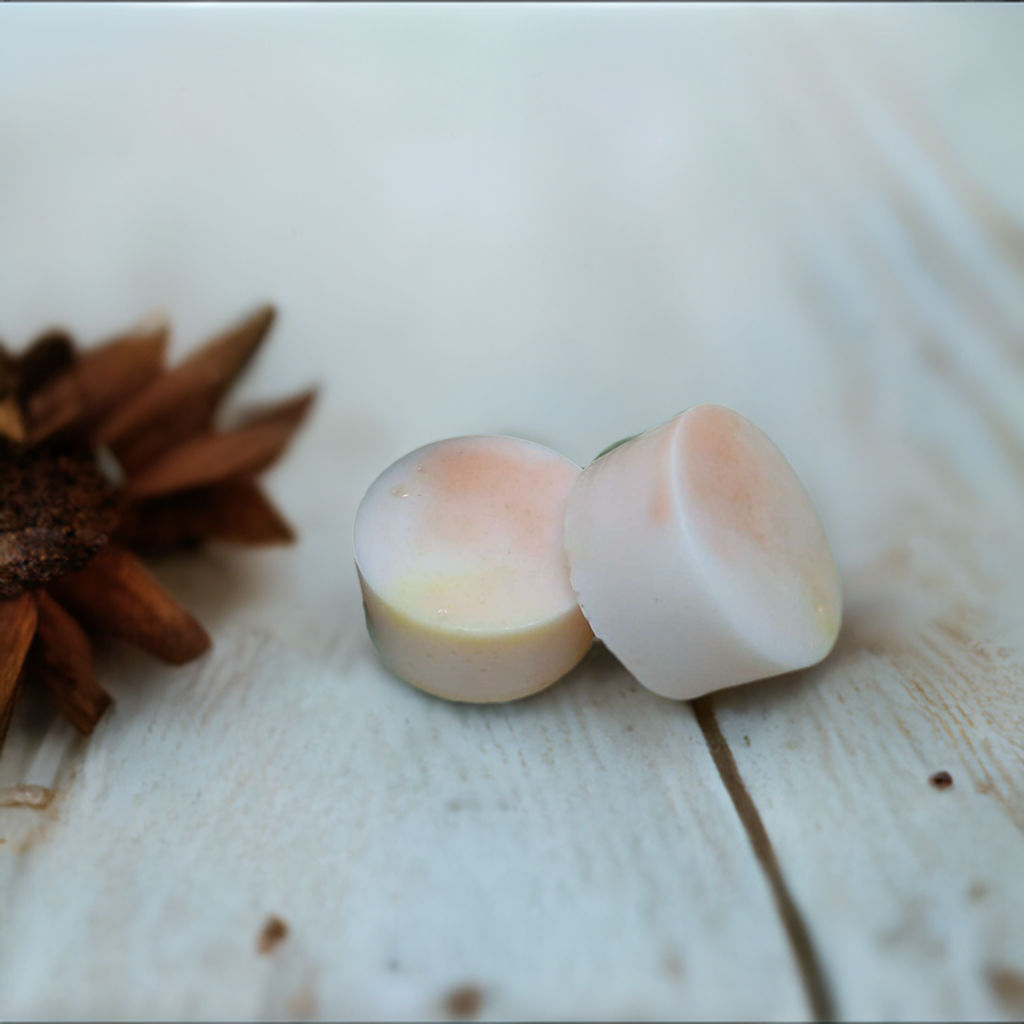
[0,636,808,1020]
[0,5,1022,1020]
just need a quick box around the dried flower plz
[0,305,314,750]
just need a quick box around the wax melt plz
[564,405,841,700]
[354,435,593,702]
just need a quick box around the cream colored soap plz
[564,405,841,701]
[354,435,593,702]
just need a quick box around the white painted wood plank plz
[704,14,1024,1021]
[0,634,807,1021]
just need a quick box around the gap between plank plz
[693,696,836,1022]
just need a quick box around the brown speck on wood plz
[444,983,484,1019]
[257,914,289,955]
[929,770,953,790]
[987,965,1024,1015]
[662,950,685,980]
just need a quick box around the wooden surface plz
[1,6,1023,1020]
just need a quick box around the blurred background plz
[2,4,1022,517]
[4,2,1022,660]
[2,4,1023,1021]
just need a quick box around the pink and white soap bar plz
[354,435,593,703]
[564,405,841,701]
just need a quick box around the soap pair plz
[354,404,841,704]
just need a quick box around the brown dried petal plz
[97,304,276,473]
[0,346,16,397]
[230,389,317,434]
[124,419,301,500]
[0,593,38,751]
[118,481,295,554]
[28,321,168,444]
[31,591,112,735]
[0,446,120,599]
[16,331,76,403]
[48,544,211,666]
[0,398,26,444]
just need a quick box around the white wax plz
[354,435,593,702]
[564,405,842,700]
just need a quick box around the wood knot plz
[929,770,953,790]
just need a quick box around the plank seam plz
[693,696,836,1022]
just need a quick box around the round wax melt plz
[354,435,593,703]
[564,405,841,700]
